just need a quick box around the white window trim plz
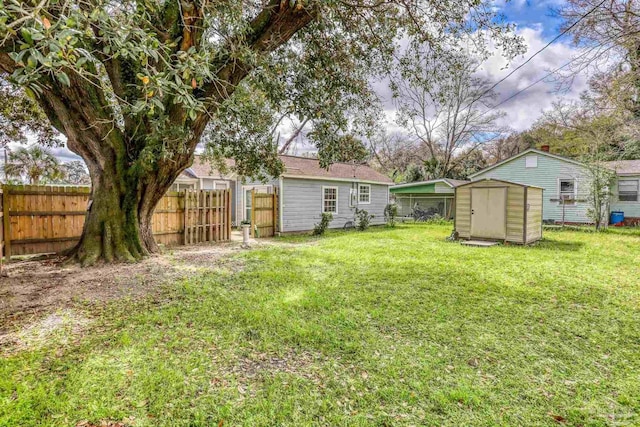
[557,177,578,205]
[322,186,339,214]
[358,184,371,204]
[618,178,640,203]
[525,155,538,168]
[214,180,230,190]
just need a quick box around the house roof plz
[469,148,587,178]
[188,156,236,179]
[390,178,469,194]
[178,154,393,184]
[279,155,394,184]
[604,160,640,176]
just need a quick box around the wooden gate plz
[251,190,278,237]
[183,189,231,244]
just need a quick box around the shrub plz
[355,208,374,231]
[384,203,399,227]
[312,212,333,236]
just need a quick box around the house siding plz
[472,153,591,223]
[610,175,640,219]
[281,177,389,232]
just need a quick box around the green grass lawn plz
[2,224,640,426]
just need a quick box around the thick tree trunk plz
[69,155,188,266]
[65,134,186,266]
[73,177,145,266]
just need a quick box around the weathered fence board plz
[1,185,231,259]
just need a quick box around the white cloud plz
[475,25,590,131]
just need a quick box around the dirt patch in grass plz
[0,239,292,347]
[0,309,92,354]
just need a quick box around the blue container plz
[610,211,625,225]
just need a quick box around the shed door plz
[471,187,507,239]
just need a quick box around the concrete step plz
[461,240,501,247]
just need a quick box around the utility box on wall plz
[455,178,544,244]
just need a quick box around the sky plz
[481,0,589,131]
[374,0,589,134]
[7,0,590,164]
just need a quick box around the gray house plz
[174,155,394,232]
[470,148,640,225]
[242,155,394,232]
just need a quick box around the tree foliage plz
[61,160,91,185]
[391,48,508,179]
[0,0,522,264]
[3,144,63,184]
[0,80,57,146]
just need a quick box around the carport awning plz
[390,183,436,194]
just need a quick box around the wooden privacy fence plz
[251,190,278,238]
[0,185,231,259]
[183,189,232,244]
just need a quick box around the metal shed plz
[454,178,544,244]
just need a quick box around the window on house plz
[323,187,338,213]
[619,179,639,202]
[559,179,576,201]
[170,183,196,192]
[358,184,371,204]
[525,155,538,168]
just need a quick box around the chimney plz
[540,145,550,153]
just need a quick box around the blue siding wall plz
[473,153,591,223]
[282,178,389,232]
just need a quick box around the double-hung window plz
[358,184,371,204]
[619,179,639,202]
[323,186,338,213]
[559,179,576,202]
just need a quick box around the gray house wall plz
[472,152,591,223]
[281,177,390,232]
[610,175,640,219]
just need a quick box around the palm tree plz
[4,145,63,184]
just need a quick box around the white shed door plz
[471,187,507,239]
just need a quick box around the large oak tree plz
[0,0,520,265]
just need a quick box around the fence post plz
[272,192,277,234]
[183,190,188,245]
[251,190,256,237]
[2,187,10,261]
